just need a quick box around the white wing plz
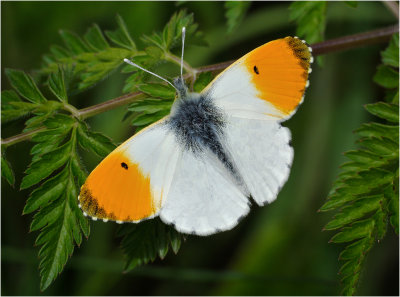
[160,147,250,236]
[220,116,293,206]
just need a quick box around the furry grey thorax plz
[167,78,244,188]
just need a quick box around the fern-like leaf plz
[320,33,399,295]
[224,1,251,34]
[118,219,184,271]
[289,1,327,44]
[3,66,118,291]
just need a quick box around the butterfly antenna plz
[123,58,178,92]
[180,26,186,82]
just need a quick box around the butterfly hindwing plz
[159,147,250,236]
[220,116,294,206]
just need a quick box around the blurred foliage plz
[1,1,399,295]
[320,33,399,295]
[224,1,251,34]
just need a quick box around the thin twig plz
[79,91,144,120]
[311,25,399,56]
[2,25,398,148]
[2,127,46,147]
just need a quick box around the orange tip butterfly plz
[78,27,313,235]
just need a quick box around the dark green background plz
[2,1,398,295]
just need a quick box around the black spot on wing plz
[253,65,259,74]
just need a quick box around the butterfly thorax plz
[167,90,246,191]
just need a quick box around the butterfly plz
[78,28,313,236]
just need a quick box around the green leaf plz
[339,238,370,260]
[84,24,110,51]
[344,1,358,8]
[1,89,21,106]
[364,102,399,123]
[289,1,327,44]
[21,140,73,189]
[105,15,136,51]
[359,137,398,156]
[373,65,399,89]
[77,124,116,158]
[355,123,399,140]
[321,32,399,296]
[49,45,70,59]
[330,219,374,243]
[1,155,15,186]
[381,33,399,67]
[59,30,90,55]
[324,195,382,230]
[37,180,87,291]
[48,66,69,102]
[193,72,214,93]
[138,83,176,99]
[119,219,183,271]
[224,1,251,33]
[5,69,47,103]
[23,168,69,214]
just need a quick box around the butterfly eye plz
[253,65,259,74]
[121,162,128,170]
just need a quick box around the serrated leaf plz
[59,30,90,55]
[48,66,69,102]
[5,69,47,103]
[345,168,393,190]
[339,238,370,260]
[324,195,382,230]
[23,168,69,214]
[330,219,374,243]
[355,122,399,140]
[372,207,387,240]
[120,219,183,272]
[1,89,21,106]
[105,15,136,51]
[320,188,353,212]
[381,33,399,67]
[77,124,115,158]
[373,65,399,89]
[31,197,65,231]
[193,72,214,93]
[364,102,399,123]
[344,150,385,165]
[224,1,251,33]
[138,83,175,99]
[131,110,169,127]
[84,24,110,51]
[289,1,327,44]
[49,45,70,59]
[359,137,398,156]
[21,140,73,189]
[1,155,15,186]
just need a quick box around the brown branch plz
[2,25,398,148]
[311,25,399,56]
[79,91,143,120]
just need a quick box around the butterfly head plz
[173,77,189,99]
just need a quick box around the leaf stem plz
[78,91,144,120]
[2,25,398,147]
